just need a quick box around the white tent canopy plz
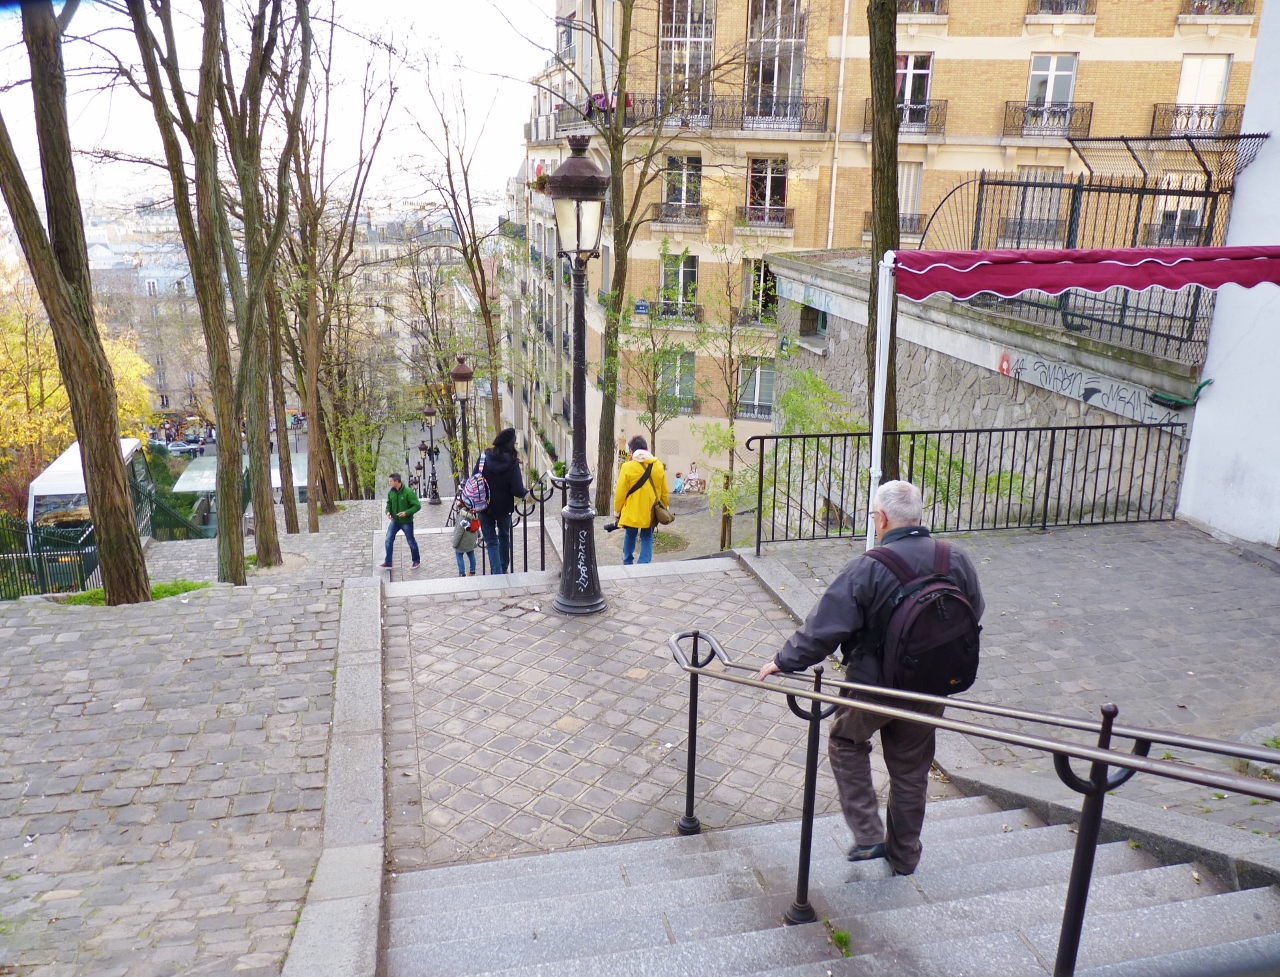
[27,439,141,524]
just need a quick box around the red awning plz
[893,246,1280,302]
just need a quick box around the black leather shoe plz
[846,842,887,862]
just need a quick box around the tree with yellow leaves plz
[0,267,154,516]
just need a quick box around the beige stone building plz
[514,0,1262,478]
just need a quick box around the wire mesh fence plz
[748,424,1187,554]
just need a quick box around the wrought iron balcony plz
[656,300,704,322]
[736,402,773,420]
[1180,0,1253,13]
[1151,103,1245,136]
[1141,222,1207,247]
[863,99,947,135]
[996,216,1068,245]
[556,104,591,133]
[651,202,706,225]
[676,397,701,416]
[626,94,829,133]
[1004,101,1093,138]
[862,212,929,235]
[1026,0,1096,13]
[737,206,794,229]
[898,0,947,11]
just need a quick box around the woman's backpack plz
[458,453,490,513]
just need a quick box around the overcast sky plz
[0,0,551,213]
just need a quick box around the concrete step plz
[1024,885,1280,972]
[388,795,998,896]
[388,806,1045,921]
[1075,931,1280,977]
[828,863,1226,957]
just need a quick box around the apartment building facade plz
[513,0,1261,477]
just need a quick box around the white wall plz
[1179,0,1280,547]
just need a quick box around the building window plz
[896,54,932,130]
[658,0,715,103]
[660,253,698,316]
[159,394,170,408]
[1028,53,1077,105]
[665,156,702,205]
[747,157,788,223]
[899,161,923,219]
[737,356,775,418]
[185,371,195,388]
[156,371,167,387]
[145,280,158,296]
[174,279,186,295]
[745,0,806,115]
[800,305,827,337]
[747,259,777,321]
[659,350,697,407]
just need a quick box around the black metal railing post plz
[668,630,729,836]
[784,666,839,925]
[1041,427,1057,530]
[753,436,765,556]
[1052,703,1151,976]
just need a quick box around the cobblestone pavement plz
[0,503,379,976]
[383,563,962,874]
[769,522,1280,837]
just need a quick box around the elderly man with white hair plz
[757,480,985,876]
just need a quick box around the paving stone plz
[0,501,381,974]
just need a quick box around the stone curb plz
[933,731,1280,892]
[281,576,384,977]
[731,548,817,623]
[727,548,1280,893]
[382,557,741,599]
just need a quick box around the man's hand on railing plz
[756,660,781,682]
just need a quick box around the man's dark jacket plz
[774,527,985,685]
[478,449,526,519]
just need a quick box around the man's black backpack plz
[864,539,981,696]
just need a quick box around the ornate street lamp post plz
[546,134,609,615]
[421,405,442,505]
[450,356,474,483]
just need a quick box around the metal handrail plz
[667,629,1280,977]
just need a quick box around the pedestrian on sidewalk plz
[381,473,421,570]
[475,428,526,574]
[613,435,668,566]
[756,480,984,876]
[452,509,479,576]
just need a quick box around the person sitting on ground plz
[673,472,684,494]
[475,428,526,574]
[613,435,668,566]
[756,480,985,876]
[452,508,479,577]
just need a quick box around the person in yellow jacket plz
[613,435,669,565]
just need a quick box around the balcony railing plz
[1180,0,1253,13]
[556,104,591,133]
[1026,0,1096,13]
[737,205,794,229]
[897,0,947,11]
[863,99,947,135]
[656,301,704,322]
[736,402,773,420]
[626,94,829,133]
[1004,101,1093,138]
[862,211,929,236]
[996,216,1068,246]
[1151,103,1245,136]
[1140,222,1207,247]
[651,202,706,225]
[675,397,701,416]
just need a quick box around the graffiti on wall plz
[997,350,1187,425]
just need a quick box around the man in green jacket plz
[381,473,422,569]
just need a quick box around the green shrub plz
[60,579,209,606]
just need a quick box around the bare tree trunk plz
[594,238,627,512]
[267,283,299,533]
[867,0,900,481]
[0,1,150,604]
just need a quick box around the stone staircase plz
[384,795,1280,977]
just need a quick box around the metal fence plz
[920,171,1235,365]
[747,424,1187,555]
[0,515,99,600]
[130,479,215,542]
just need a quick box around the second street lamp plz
[421,403,442,506]
[450,356,474,482]
[546,134,610,616]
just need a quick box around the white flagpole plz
[866,250,896,551]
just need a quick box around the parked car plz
[167,441,200,457]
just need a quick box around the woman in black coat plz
[476,428,526,573]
